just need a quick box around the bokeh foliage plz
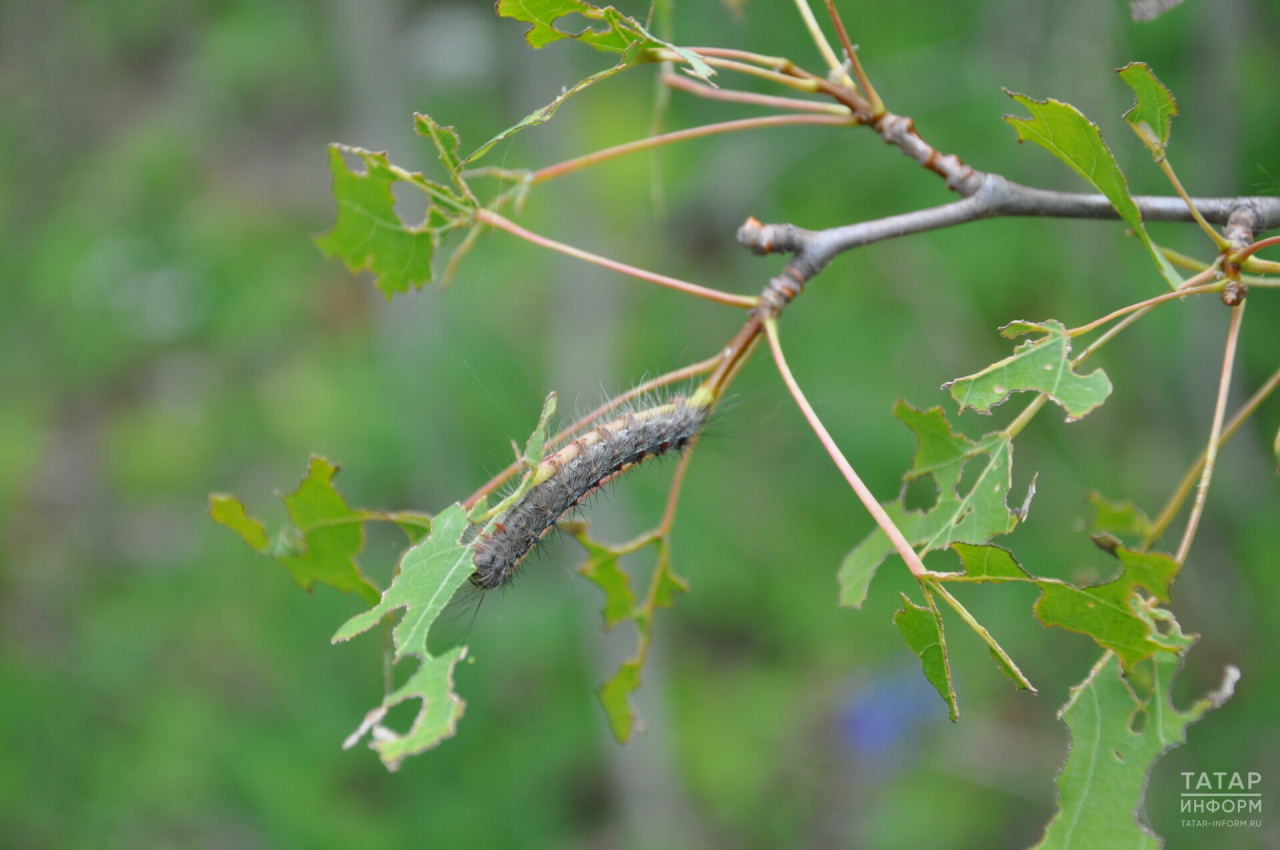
[3,1,1280,848]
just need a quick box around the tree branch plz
[738,173,1280,291]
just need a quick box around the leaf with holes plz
[946,541,1189,668]
[469,2,712,164]
[333,503,475,769]
[839,402,1022,609]
[1086,491,1153,544]
[1033,650,1236,849]
[1004,92,1181,288]
[496,0,712,78]
[944,321,1112,421]
[210,455,431,606]
[568,523,686,743]
[316,145,473,297]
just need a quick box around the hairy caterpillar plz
[469,396,711,589]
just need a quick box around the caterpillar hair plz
[469,395,711,590]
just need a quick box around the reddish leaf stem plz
[1144,364,1280,550]
[1175,302,1247,564]
[661,72,851,115]
[1068,267,1222,337]
[532,113,854,184]
[1232,233,1280,262]
[477,209,757,309]
[764,317,930,578]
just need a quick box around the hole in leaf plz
[956,457,983,498]
[1130,708,1148,734]
[1154,617,1172,635]
[1114,748,1125,762]
[902,475,939,512]
[392,182,429,227]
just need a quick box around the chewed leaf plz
[568,523,686,743]
[1034,650,1236,849]
[839,403,1021,609]
[210,456,431,606]
[1004,92,1181,288]
[521,392,558,467]
[315,145,472,298]
[566,523,637,630]
[894,593,958,721]
[1118,63,1177,157]
[209,494,268,552]
[944,321,1112,421]
[947,541,1187,668]
[413,113,470,199]
[1086,491,1153,543]
[333,504,475,769]
[496,0,713,79]
[471,2,711,164]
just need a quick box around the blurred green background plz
[3,1,1280,848]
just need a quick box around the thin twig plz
[927,579,1036,693]
[531,113,854,184]
[764,317,931,578]
[656,51,824,93]
[791,0,852,86]
[824,0,882,114]
[1068,270,1222,337]
[661,72,851,115]
[659,449,696,535]
[1144,364,1280,550]
[1159,159,1231,250]
[478,209,757,309]
[1175,302,1247,563]
[1233,233,1280,262]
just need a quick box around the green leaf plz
[1118,62,1178,158]
[209,455,432,606]
[315,145,471,298]
[209,493,268,551]
[1033,650,1237,849]
[839,402,1021,608]
[567,523,637,630]
[496,0,713,79]
[1004,91,1182,288]
[468,1,713,164]
[332,503,475,769]
[413,112,472,200]
[947,541,1188,668]
[894,592,958,721]
[568,525,687,743]
[1086,490,1153,543]
[464,61,624,164]
[944,321,1112,421]
[521,391,557,467]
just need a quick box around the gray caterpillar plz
[470,398,710,589]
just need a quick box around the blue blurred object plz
[837,669,943,764]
